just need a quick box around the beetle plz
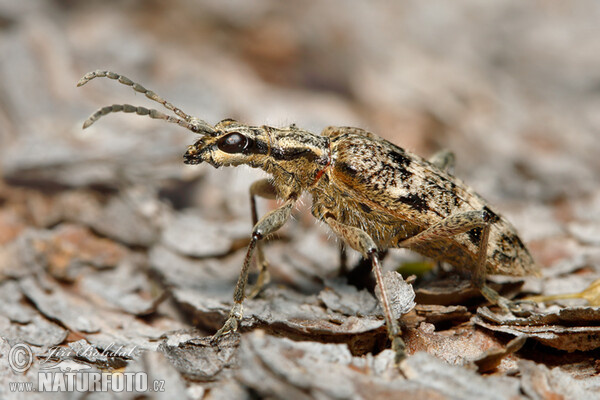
[78,70,539,361]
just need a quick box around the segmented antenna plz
[77,70,215,135]
[82,103,206,132]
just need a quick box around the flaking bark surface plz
[1,1,600,399]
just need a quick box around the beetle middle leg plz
[247,179,277,299]
[323,213,406,363]
[398,209,514,311]
[212,196,296,341]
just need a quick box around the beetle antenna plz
[77,70,215,135]
[82,104,213,134]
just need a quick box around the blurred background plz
[2,1,600,206]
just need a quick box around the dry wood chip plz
[142,350,190,399]
[475,320,600,352]
[51,190,104,228]
[159,330,240,381]
[48,188,165,248]
[0,281,68,347]
[319,278,379,316]
[202,380,249,400]
[153,229,330,300]
[149,245,248,292]
[475,306,600,352]
[404,322,508,367]
[0,229,42,280]
[519,360,600,400]
[161,211,248,258]
[237,331,357,400]
[19,275,101,333]
[172,287,384,339]
[83,315,165,361]
[477,305,600,325]
[1,224,130,282]
[81,192,162,247]
[79,261,164,316]
[0,314,68,349]
[19,274,164,359]
[0,209,25,245]
[401,352,522,400]
[21,189,66,228]
[415,277,523,306]
[235,331,526,399]
[35,223,129,280]
[154,244,393,355]
[414,304,471,325]
[237,330,417,400]
[0,280,35,324]
[253,239,336,292]
[472,335,527,373]
[173,279,388,357]
[374,271,416,319]
[1,115,193,188]
[0,241,23,280]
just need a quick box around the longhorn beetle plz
[78,70,539,362]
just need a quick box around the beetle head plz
[184,119,271,168]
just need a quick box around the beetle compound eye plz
[217,132,249,153]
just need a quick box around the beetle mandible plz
[78,70,539,362]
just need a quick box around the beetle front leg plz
[247,179,277,299]
[324,214,406,363]
[399,209,513,311]
[212,197,296,341]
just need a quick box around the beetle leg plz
[429,149,455,173]
[247,179,278,299]
[212,197,296,341]
[338,242,348,275]
[324,214,406,363]
[398,209,514,311]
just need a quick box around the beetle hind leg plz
[470,221,515,312]
[324,213,407,363]
[399,209,515,312]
